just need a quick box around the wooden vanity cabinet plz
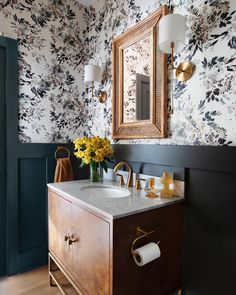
[70,204,110,294]
[49,192,72,270]
[48,191,110,295]
[48,189,184,295]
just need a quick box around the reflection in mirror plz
[136,73,150,120]
[123,35,151,123]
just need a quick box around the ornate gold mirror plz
[112,6,168,139]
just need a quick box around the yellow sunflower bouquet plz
[74,136,113,182]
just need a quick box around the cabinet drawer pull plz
[68,235,79,245]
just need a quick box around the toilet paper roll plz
[133,242,161,266]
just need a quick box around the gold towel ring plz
[54,146,70,160]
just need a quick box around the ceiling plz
[77,0,97,6]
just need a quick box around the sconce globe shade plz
[158,14,186,54]
[84,64,102,83]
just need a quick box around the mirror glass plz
[123,34,151,123]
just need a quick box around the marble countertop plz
[48,179,184,220]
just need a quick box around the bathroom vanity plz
[48,180,184,295]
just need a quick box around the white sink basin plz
[81,185,130,198]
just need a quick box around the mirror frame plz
[112,6,168,139]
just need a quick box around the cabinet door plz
[71,204,110,295]
[48,191,71,269]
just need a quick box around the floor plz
[0,266,181,295]
[0,266,60,295]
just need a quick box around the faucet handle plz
[116,174,125,186]
[135,178,146,190]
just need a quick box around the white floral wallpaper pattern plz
[0,0,236,145]
[0,0,89,143]
[87,0,236,146]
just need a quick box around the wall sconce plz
[159,13,194,82]
[84,64,107,103]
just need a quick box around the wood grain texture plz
[0,266,60,295]
[71,204,110,295]
[48,190,111,295]
[48,191,72,269]
[112,6,168,139]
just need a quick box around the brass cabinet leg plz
[50,275,57,287]
[49,255,57,287]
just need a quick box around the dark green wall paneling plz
[9,143,89,274]
[4,36,19,276]
[0,44,6,276]
[18,158,47,270]
[184,169,236,295]
[112,144,236,173]
[0,36,18,277]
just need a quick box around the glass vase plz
[90,163,100,182]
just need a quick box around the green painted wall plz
[0,44,6,276]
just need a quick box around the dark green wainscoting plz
[0,39,7,277]
[7,143,89,274]
[0,36,18,277]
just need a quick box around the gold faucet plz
[114,161,133,187]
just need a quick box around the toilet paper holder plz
[131,226,160,255]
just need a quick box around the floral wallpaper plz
[86,0,236,146]
[0,0,236,145]
[0,0,89,143]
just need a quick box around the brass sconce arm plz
[91,81,95,97]
[98,91,107,103]
[90,82,107,103]
[85,64,108,103]
[170,42,194,81]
